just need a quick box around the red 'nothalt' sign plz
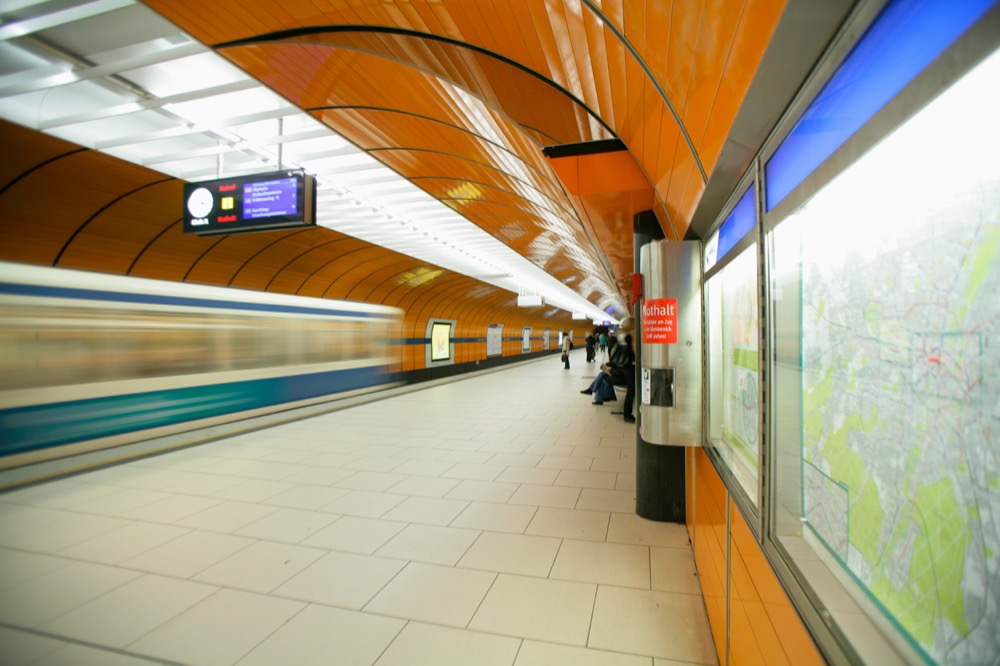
[642,298,678,344]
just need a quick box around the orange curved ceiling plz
[143,0,786,300]
[0,0,789,320]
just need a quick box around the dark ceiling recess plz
[541,139,628,159]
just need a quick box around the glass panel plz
[706,244,760,508]
[769,46,1000,664]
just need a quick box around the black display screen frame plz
[183,169,317,235]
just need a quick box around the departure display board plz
[183,169,316,235]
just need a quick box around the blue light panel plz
[716,185,756,263]
[765,0,996,211]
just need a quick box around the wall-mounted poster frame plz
[543,328,551,350]
[486,323,503,358]
[426,319,455,365]
[521,327,531,353]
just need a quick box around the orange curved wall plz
[688,447,824,665]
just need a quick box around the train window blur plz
[0,301,389,390]
[767,43,1000,665]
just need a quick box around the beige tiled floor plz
[0,352,717,665]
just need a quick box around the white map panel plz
[791,49,1000,664]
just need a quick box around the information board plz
[183,169,316,235]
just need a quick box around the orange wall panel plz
[690,449,824,666]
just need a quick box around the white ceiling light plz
[0,0,620,323]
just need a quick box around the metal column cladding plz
[638,241,703,446]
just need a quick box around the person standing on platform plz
[585,333,596,363]
[561,331,572,370]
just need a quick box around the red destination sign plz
[642,298,678,344]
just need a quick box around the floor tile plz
[0,561,141,628]
[589,586,718,663]
[260,484,349,510]
[121,530,254,578]
[571,445,622,460]
[651,547,702,595]
[0,625,66,664]
[616,474,637,491]
[322,490,405,518]
[233,507,339,543]
[508,484,581,509]
[607,514,691,548]
[305,452,361,468]
[469,573,596,645]
[375,523,480,565]
[576,488,637,513]
[554,469,618,490]
[383,458,450,478]
[525,507,609,542]
[445,479,519,503]
[487,453,543,467]
[590,458,635,474]
[441,462,506,481]
[58,522,189,565]
[192,541,325,593]
[41,573,217,647]
[237,461,309,480]
[274,550,406,609]
[36,643,165,665]
[344,456,406,472]
[173,500,278,533]
[0,512,130,554]
[161,473,245,496]
[514,640,653,666]
[365,562,495,627]
[374,622,520,666]
[550,540,650,588]
[210,478,295,502]
[127,588,305,665]
[450,501,537,534]
[382,496,469,525]
[0,549,72,591]
[537,456,593,471]
[1,481,118,510]
[495,466,560,485]
[396,447,448,462]
[239,603,405,666]
[301,515,406,554]
[72,488,172,516]
[282,466,356,486]
[119,494,223,523]
[335,471,408,492]
[386,474,460,497]
[0,504,75,538]
[458,531,560,577]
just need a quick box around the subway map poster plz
[796,52,1000,664]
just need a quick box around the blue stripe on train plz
[0,366,387,457]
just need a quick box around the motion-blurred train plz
[0,262,403,468]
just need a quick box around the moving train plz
[0,262,403,468]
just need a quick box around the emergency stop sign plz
[642,298,678,344]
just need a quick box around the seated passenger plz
[580,334,634,405]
